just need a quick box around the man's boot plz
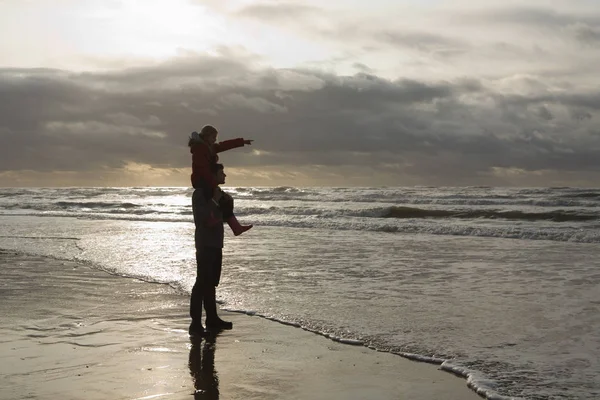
[204,286,233,330]
[226,215,253,236]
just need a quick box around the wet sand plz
[0,250,481,399]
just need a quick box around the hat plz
[189,131,201,141]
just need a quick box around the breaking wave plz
[383,206,598,222]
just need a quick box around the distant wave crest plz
[561,191,600,199]
[54,201,140,209]
[383,206,598,222]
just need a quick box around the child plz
[188,125,253,236]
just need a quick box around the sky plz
[1,0,600,187]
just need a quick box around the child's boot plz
[226,215,252,236]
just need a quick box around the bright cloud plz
[1,0,600,186]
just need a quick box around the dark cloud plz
[537,106,554,121]
[456,6,600,47]
[1,54,600,186]
[375,29,469,55]
[571,23,600,45]
[457,6,600,28]
[352,63,374,73]
[324,26,470,60]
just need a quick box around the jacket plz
[190,137,245,189]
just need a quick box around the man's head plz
[200,125,218,145]
[212,163,226,185]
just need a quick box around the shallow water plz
[1,186,599,399]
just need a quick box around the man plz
[189,163,233,336]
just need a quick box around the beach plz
[0,250,481,400]
[1,186,599,399]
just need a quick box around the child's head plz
[188,125,218,147]
[200,125,218,145]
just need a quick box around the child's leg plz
[219,191,252,236]
[218,192,234,220]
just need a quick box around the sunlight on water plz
[1,186,599,399]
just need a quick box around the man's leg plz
[189,250,208,336]
[189,280,204,334]
[204,286,232,330]
[203,248,232,330]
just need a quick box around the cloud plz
[218,93,288,113]
[1,51,600,186]
[453,5,600,48]
[233,2,470,57]
[453,5,600,27]
[362,28,470,56]
[235,2,320,22]
[568,22,600,46]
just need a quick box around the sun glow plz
[111,0,224,57]
[119,0,203,34]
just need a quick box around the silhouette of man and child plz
[187,124,254,337]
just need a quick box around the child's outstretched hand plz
[244,139,254,145]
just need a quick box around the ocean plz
[0,186,598,399]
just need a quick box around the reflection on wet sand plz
[189,334,219,399]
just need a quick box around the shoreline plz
[0,250,482,400]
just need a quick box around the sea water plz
[0,186,599,399]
